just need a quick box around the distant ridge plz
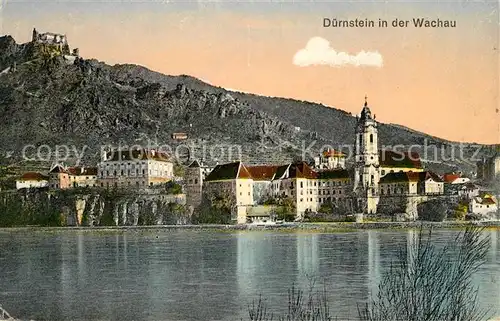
[0,34,493,175]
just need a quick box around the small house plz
[172,132,188,140]
[16,172,49,189]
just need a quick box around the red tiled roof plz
[67,167,98,176]
[18,172,49,181]
[442,173,460,183]
[322,149,346,158]
[478,197,496,205]
[205,161,321,181]
[247,165,280,181]
[379,150,422,169]
[238,163,252,179]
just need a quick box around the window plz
[381,170,385,175]
[194,179,198,184]
[370,134,373,143]
[300,181,303,188]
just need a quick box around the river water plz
[0,229,498,321]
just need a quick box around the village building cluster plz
[183,98,498,223]
[14,98,499,223]
[17,148,174,190]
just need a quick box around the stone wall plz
[0,189,189,227]
[376,194,430,221]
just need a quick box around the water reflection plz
[366,230,380,306]
[0,230,498,321]
[296,233,319,289]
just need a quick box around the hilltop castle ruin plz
[31,28,79,57]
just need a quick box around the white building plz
[68,167,98,188]
[469,195,498,215]
[379,171,444,196]
[353,97,380,214]
[269,162,319,217]
[246,165,280,205]
[203,161,254,223]
[458,183,480,200]
[97,148,174,189]
[16,172,49,189]
[313,149,346,170]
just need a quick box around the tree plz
[164,181,182,195]
[191,194,232,224]
[262,197,277,205]
[358,226,491,321]
[453,202,468,220]
[417,199,448,222]
[318,202,334,214]
[173,162,185,178]
[275,196,296,222]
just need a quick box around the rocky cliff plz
[0,189,190,227]
[0,35,496,173]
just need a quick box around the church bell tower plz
[353,95,379,214]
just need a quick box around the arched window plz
[370,134,373,143]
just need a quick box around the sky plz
[1,0,499,144]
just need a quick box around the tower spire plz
[364,94,368,107]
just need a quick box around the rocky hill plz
[0,35,496,174]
